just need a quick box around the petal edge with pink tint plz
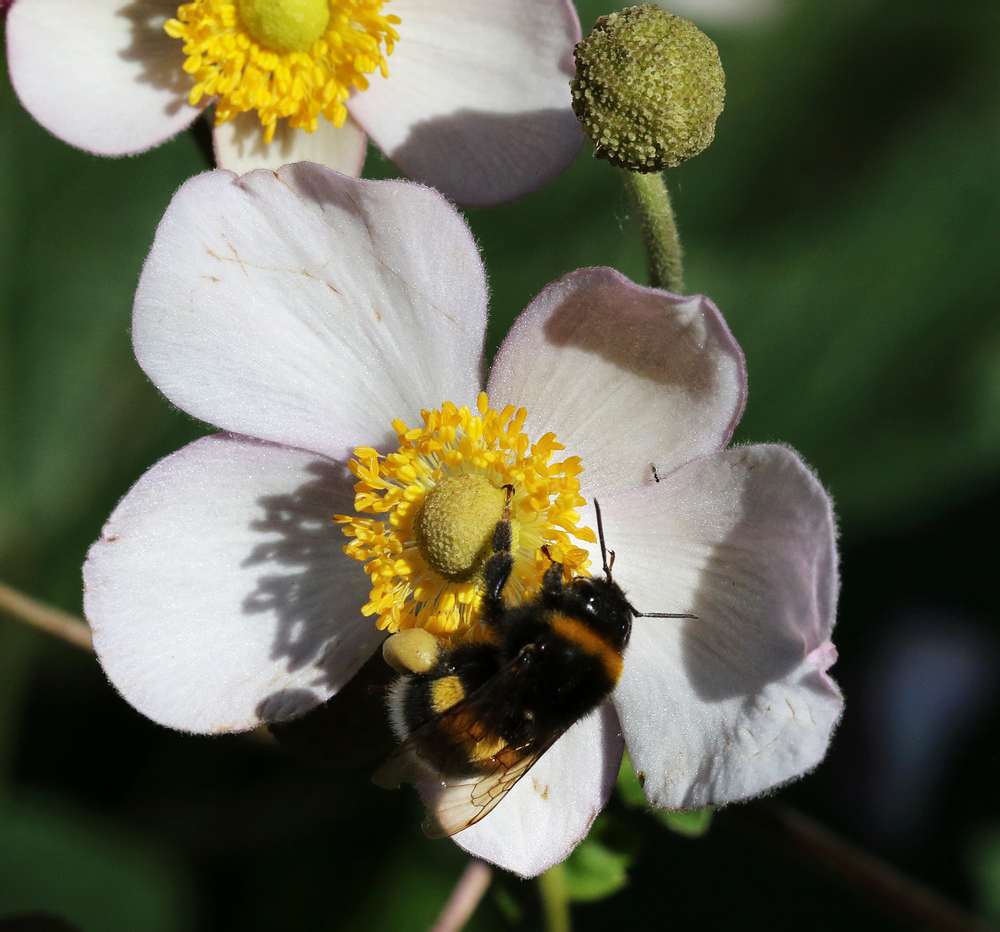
[84,434,381,733]
[347,0,582,206]
[133,164,487,462]
[488,268,746,497]
[7,0,203,155]
[591,444,841,808]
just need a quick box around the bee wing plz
[421,733,563,838]
[374,645,567,838]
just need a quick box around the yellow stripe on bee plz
[430,675,466,713]
[468,733,508,763]
[440,706,508,763]
[550,614,624,684]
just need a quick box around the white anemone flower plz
[83,163,842,877]
[4,0,581,206]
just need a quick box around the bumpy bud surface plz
[572,5,725,172]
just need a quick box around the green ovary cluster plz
[237,0,331,53]
[571,4,726,172]
[415,475,510,583]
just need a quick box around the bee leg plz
[482,486,515,622]
[483,546,514,608]
[538,544,565,595]
[541,559,565,594]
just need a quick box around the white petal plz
[593,445,842,808]
[453,703,623,877]
[488,268,746,497]
[6,0,202,154]
[347,0,582,206]
[84,434,382,733]
[213,112,368,176]
[133,164,486,461]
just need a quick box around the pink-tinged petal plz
[451,703,623,877]
[6,0,202,155]
[488,268,746,497]
[347,0,582,206]
[133,164,486,461]
[84,434,382,733]
[592,444,841,808]
[213,112,368,176]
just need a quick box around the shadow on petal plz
[676,450,837,705]
[118,0,198,109]
[267,650,397,770]
[240,457,381,711]
[540,274,731,408]
[255,688,324,723]
[385,107,582,207]
[678,609,807,707]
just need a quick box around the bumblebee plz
[375,487,693,836]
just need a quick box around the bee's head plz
[565,573,634,650]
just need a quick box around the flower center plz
[165,0,400,143]
[237,0,330,52]
[415,475,513,582]
[336,394,596,641]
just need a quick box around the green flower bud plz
[572,5,726,172]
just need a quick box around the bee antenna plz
[631,607,699,620]
[593,497,695,620]
[593,499,612,579]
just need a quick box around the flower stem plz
[538,862,571,932]
[622,169,685,294]
[0,582,92,652]
[735,801,997,932]
[429,860,492,932]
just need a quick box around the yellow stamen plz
[165,0,400,143]
[336,394,596,642]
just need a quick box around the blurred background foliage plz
[1,0,999,928]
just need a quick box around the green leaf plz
[658,807,714,838]
[615,753,647,808]
[563,818,635,903]
[617,755,713,837]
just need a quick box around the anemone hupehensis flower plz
[83,162,842,877]
[4,0,581,205]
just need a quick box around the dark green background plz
[2,0,999,928]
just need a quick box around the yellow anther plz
[165,0,400,141]
[335,394,593,641]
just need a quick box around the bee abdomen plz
[387,643,511,777]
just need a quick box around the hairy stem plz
[0,582,92,652]
[622,169,684,294]
[538,861,571,932]
[429,859,492,932]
